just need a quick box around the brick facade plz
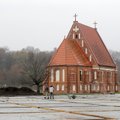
[47,66,117,94]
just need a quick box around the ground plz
[0,94,120,120]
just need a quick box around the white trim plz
[56,70,60,82]
[89,55,92,62]
[56,84,59,91]
[88,85,90,91]
[62,69,65,82]
[73,33,75,39]
[81,40,84,47]
[85,48,88,54]
[61,85,64,91]
[73,25,79,32]
[80,85,82,91]
[79,33,81,39]
[94,71,97,79]
[73,85,76,91]
[93,66,116,71]
[85,85,87,91]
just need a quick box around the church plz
[46,15,118,94]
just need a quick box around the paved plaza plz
[0,94,120,120]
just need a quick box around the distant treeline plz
[0,46,53,93]
[110,50,120,83]
[0,47,119,92]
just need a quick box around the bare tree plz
[21,51,51,94]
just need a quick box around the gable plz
[67,21,116,68]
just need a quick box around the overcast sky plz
[0,0,120,51]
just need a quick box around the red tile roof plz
[48,39,91,66]
[77,23,116,67]
[49,21,116,68]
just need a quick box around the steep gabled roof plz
[67,21,116,68]
[49,20,116,68]
[48,38,91,66]
[78,23,116,67]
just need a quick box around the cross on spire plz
[74,14,78,21]
[94,21,97,29]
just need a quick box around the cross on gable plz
[74,14,77,21]
[73,25,79,32]
[93,21,97,29]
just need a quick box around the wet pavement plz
[0,94,120,120]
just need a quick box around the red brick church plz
[46,15,118,94]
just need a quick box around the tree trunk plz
[37,84,40,94]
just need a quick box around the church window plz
[97,85,100,91]
[61,85,64,91]
[79,70,82,81]
[79,33,81,39]
[85,48,88,54]
[94,71,97,80]
[62,69,65,82]
[88,85,90,91]
[56,70,60,82]
[73,33,75,39]
[75,34,78,39]
[73,85,76,91]
[85,85,87,91]
[80,85,82,91]
[56,84,59,91]
[51,69,54,82]
[82,40,84,47]
[89,55,92,62]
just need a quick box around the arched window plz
[61,85,64,91]
[80,85,82,91]
[79,70,82,81]
[56,70,60,82]
[51,69,54,82]
[62,69,65,82]
[73,85,76,91]
[85,85,87,91]
[56,84,59,91]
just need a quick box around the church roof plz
[48,38,91,66]
[49,20,116,68]
[75,22,116,67]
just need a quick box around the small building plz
[47,16,118,94]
